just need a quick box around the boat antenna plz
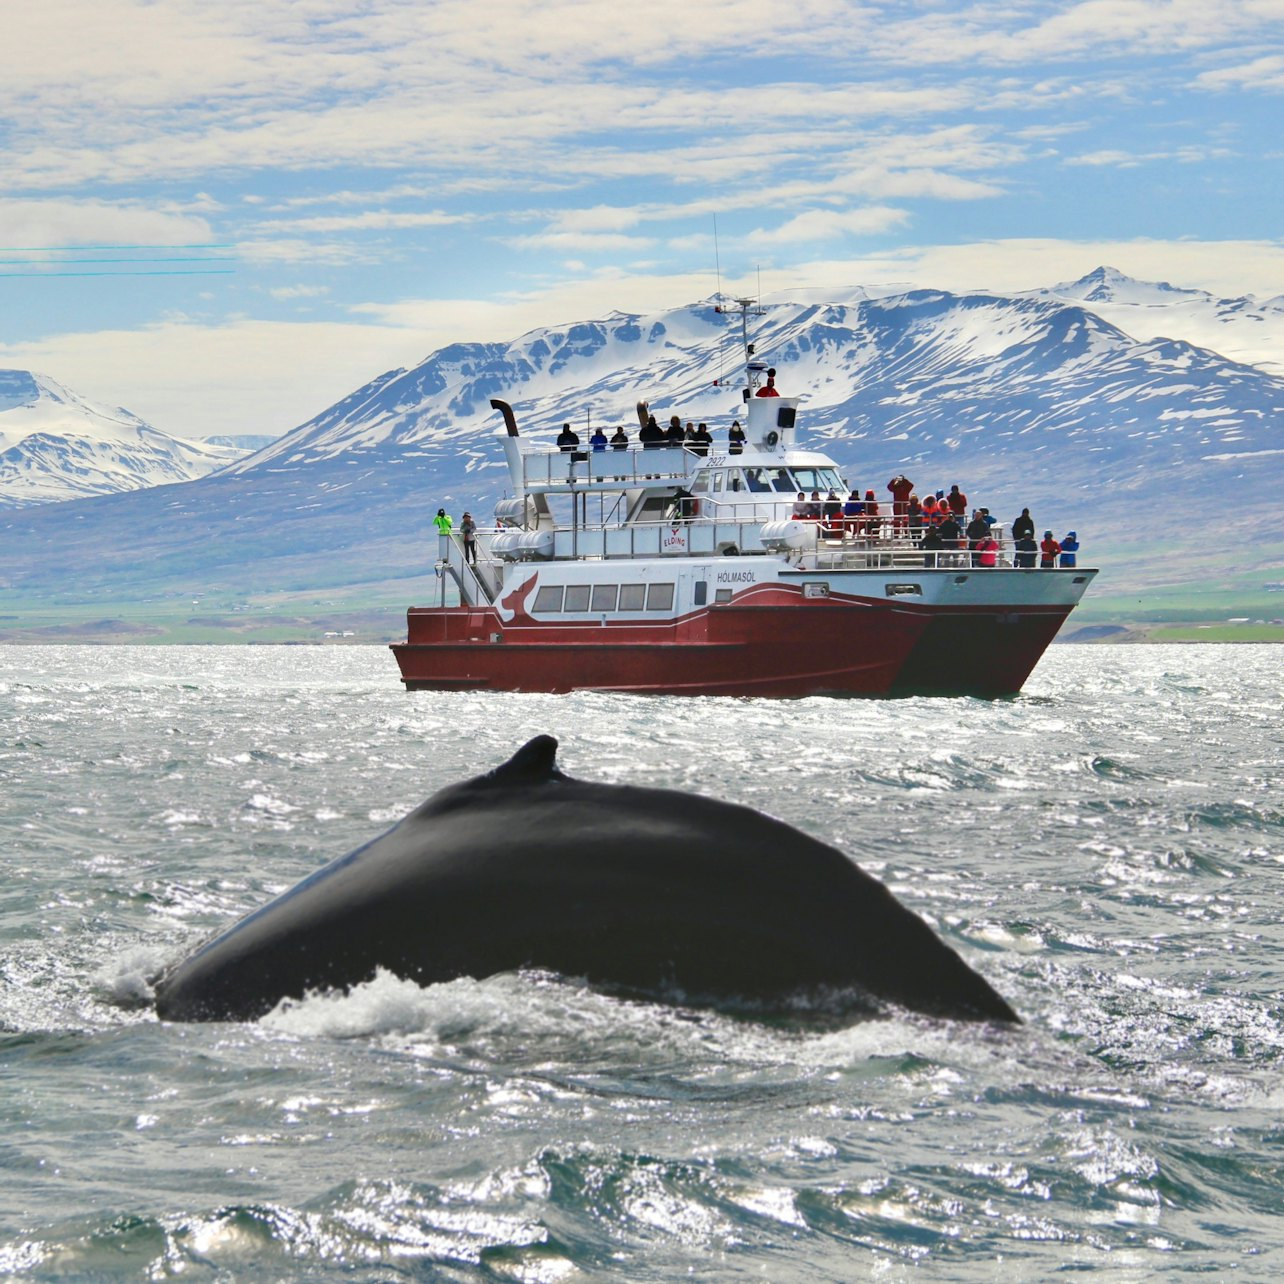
[713,214,726,388]
[722,295,766,398]
[713,214,723,301]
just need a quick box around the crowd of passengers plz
[785,478,1079,569]
[556,415,744,458]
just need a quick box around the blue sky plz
[1,0,1281,438]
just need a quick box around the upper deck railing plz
[522,445,695,490]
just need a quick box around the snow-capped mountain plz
[1024,266,1284,375]
[4,275,1283,609]
[226,285,1283,510]
[0,370,243,508]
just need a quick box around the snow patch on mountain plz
[1025,266,1284,375]
[0,370,244,508]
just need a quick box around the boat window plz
[694,581,707,606]
[711,473,724,493]
[646,583,675,611]
[744,468,770,492]
[619,583,647,610]
[715,589,733,604]
[884,583,922,597]
[727,471,743,492]
[564,585,591,612]
[770,469,795,493]
[691,471,709,494]
[792,468,843,492]
[591,584,618,612]
[534,585,564,612]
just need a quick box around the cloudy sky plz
[1,0,1281,437]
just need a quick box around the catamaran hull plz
[391,576,1087,697]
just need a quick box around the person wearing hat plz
[727,419,746,454]
[1039,530,1061,569]
[1059,531,1079,568]
[433,507,453,535]
[460,511,477,564]
[755,366,780,397]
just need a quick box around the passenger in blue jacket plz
[1059,531,1079,567]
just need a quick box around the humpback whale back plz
[152,738,1018,1025]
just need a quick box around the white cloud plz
[745,206,911,246]
[1196,53,1284,92]
[266,210,474,233]
[0,199,213,250]
[0,318,430,439]
[268,284,331,300]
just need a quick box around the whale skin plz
[152,736,1018,1024]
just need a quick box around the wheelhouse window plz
[791,467,845,493]
[646,583,675,611]
[534,586,564,612]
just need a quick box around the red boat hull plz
[391,587,1074,697]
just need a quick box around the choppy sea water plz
[1,643,1281,1280]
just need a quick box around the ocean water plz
[1,643,1281,1280]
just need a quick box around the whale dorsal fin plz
[488,735,565,784]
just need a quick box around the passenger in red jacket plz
[1040,531,1061,568]
[947,484,967,517]
[887,474,914,529]
[755,367,780,397]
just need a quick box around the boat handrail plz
[521,445,695,490]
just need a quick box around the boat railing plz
[481,515,1030,572]
[437,531,498,606]
[521,446,695,490]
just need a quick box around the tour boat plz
[391,304,1095,697]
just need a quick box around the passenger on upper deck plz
[1040,531,1061,568]
[556,423,579,453]
[727,420,746,454]
[906,494,923,537]
[821,492,844,540]
[610,426,629,449]
[640,416,663,449]
[691,423,712,456]
[888,474,914,528]
[666,416,686,447]
[1059,531,1079,567]
[966,510,989,562]
[589,427,608,452]
[920,524,944,567]
[938,511,962,561]
[947,484,967,517]
[1012,508,1035,543]
[755,367,780,397]
[843,489,864,537]
[862,489,880,536]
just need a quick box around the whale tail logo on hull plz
[497,573,539,625]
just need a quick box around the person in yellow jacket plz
[433,508,453,535]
